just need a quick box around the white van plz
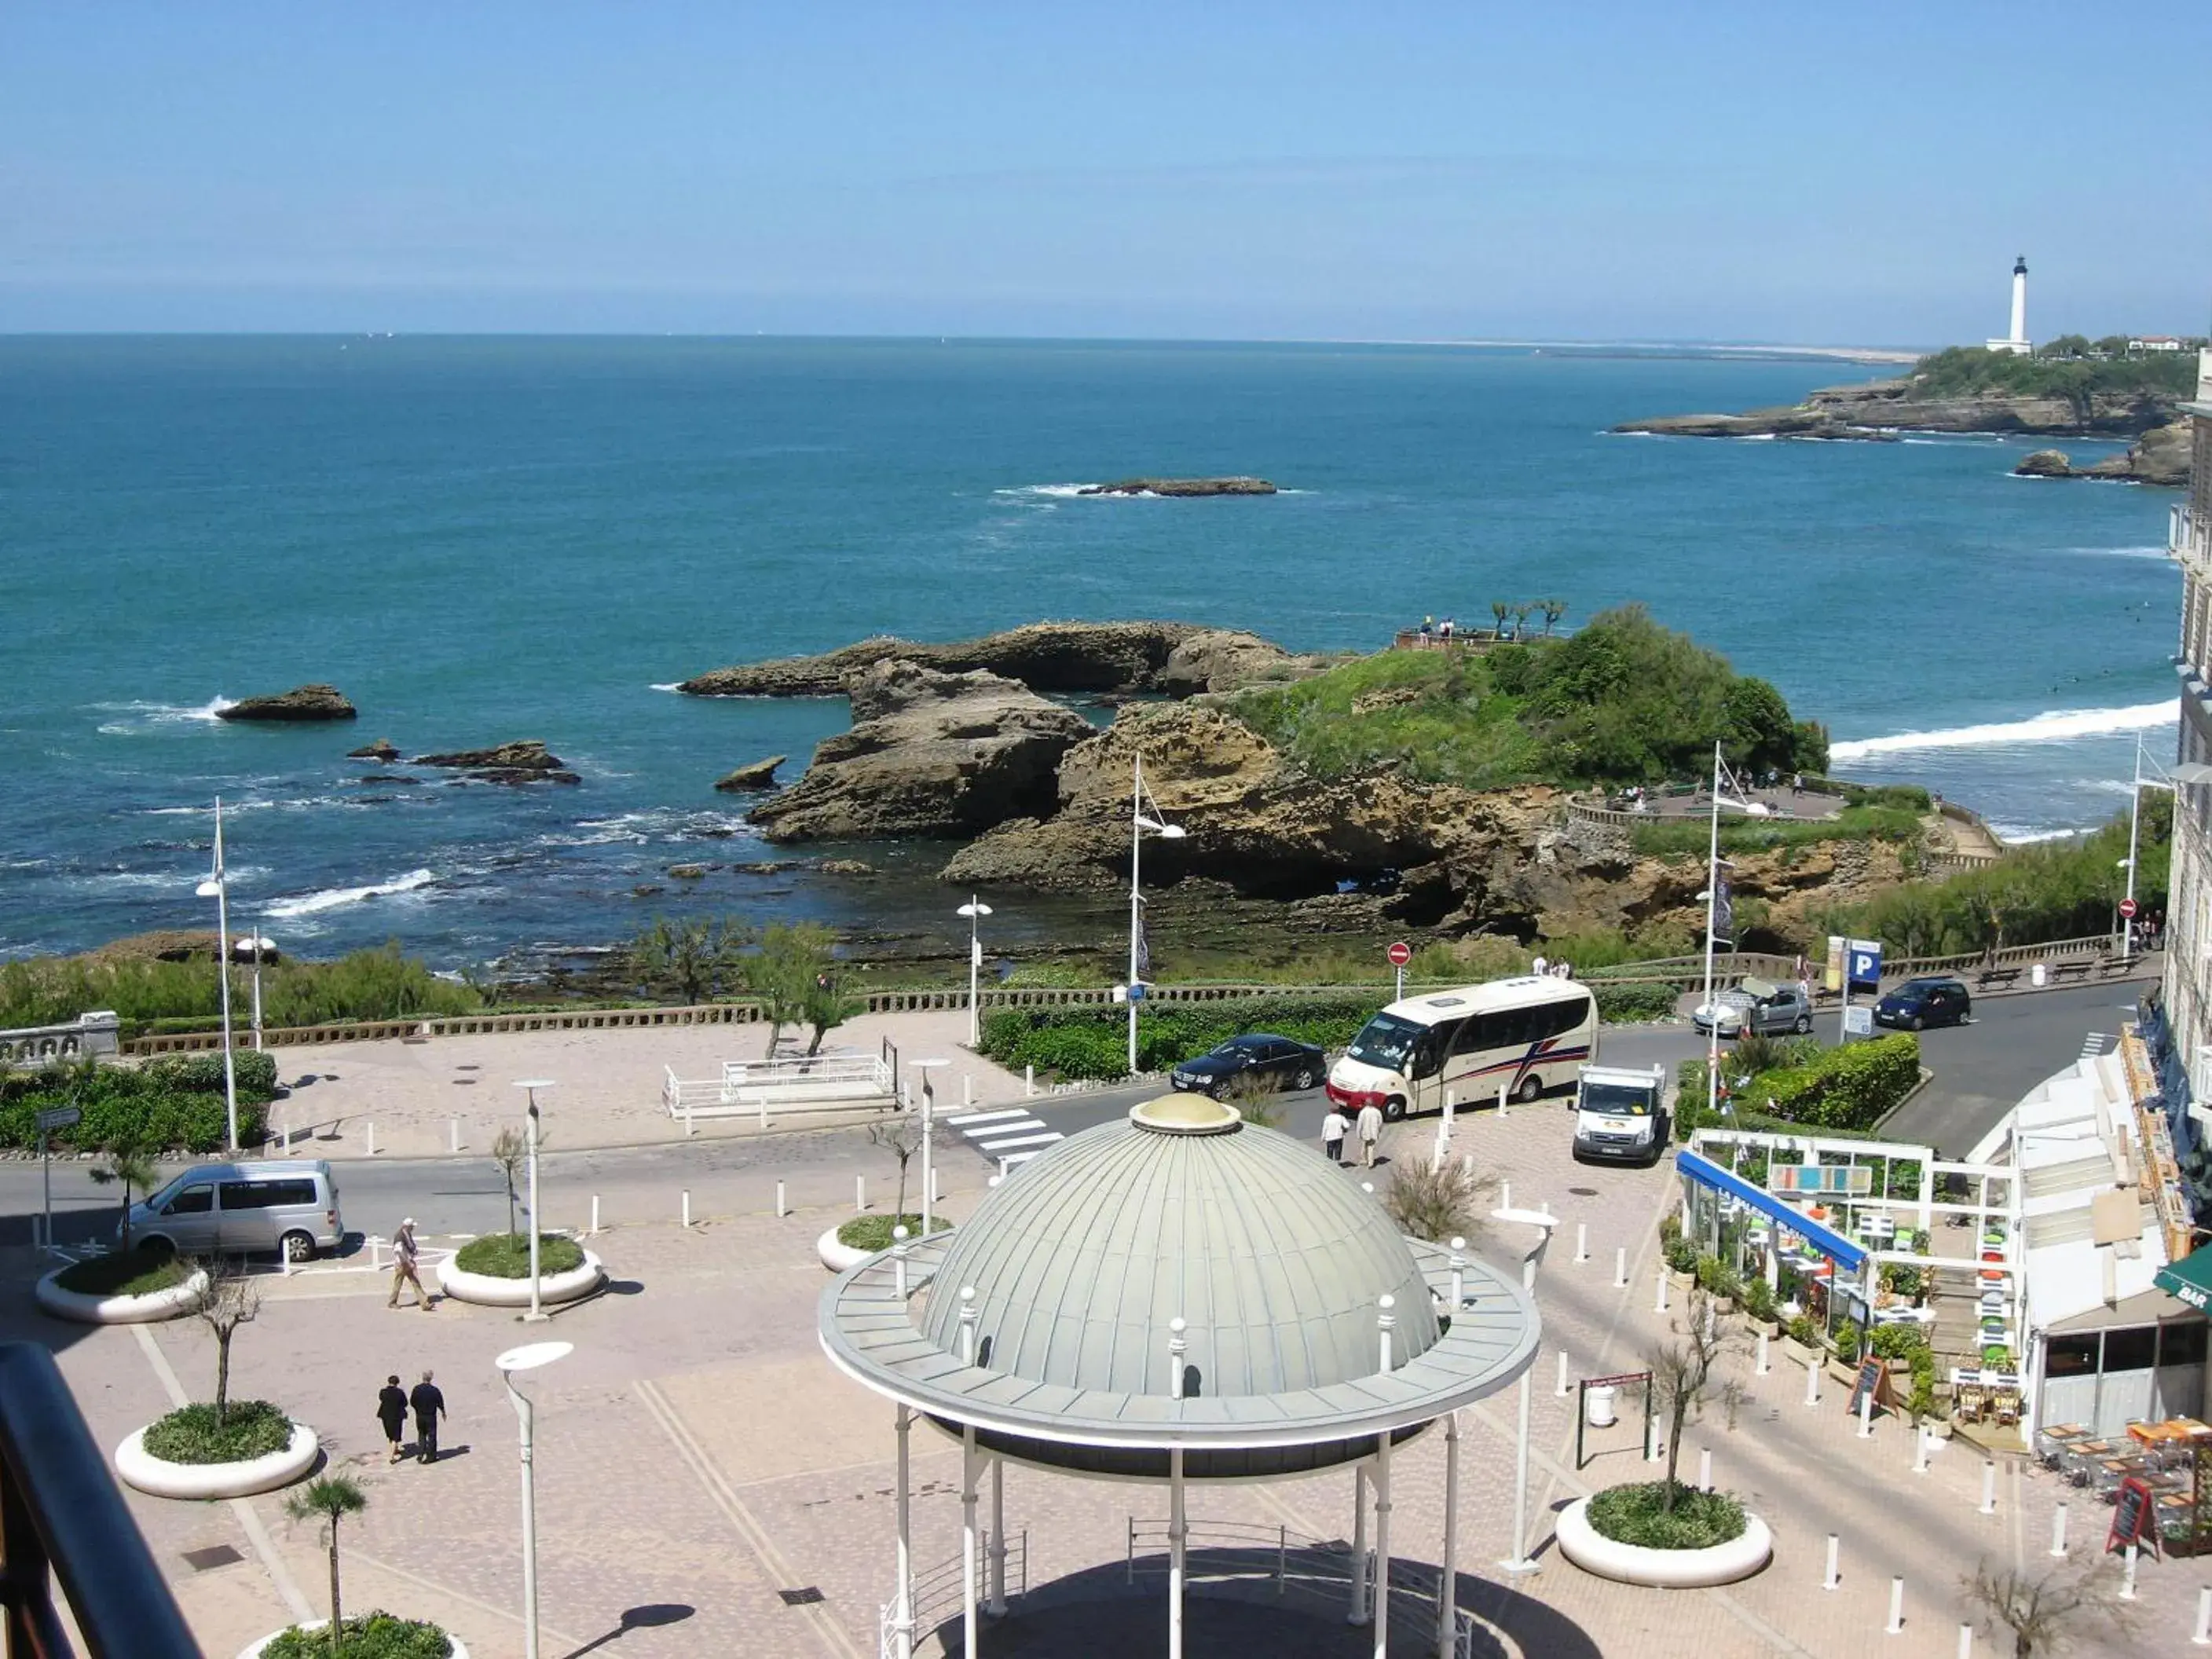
[123,1160,345,1262]
[1326,978,1599,1121]
[1571,1064,1668,1165]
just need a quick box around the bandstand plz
[819,1093,1540,1656]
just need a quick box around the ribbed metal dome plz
[917,1099,1441,1398]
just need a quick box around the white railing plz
[661,1049,893,1128]
[878,1530,1024,1657]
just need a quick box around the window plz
[1347,1013,1423,1071]
[2043,1335,2099,1378]
[2103,1327,2158,1372]
[164,1185,213,1215]
[2160,1322,2210,1368]
[220,1179,319,1211]
[218,1182,262,1211]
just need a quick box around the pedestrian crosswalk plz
[943,1107,1064,1169]
[2079,1031,2112,1060]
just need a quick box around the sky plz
[4,3,2209,344]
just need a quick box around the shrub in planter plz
[1586,1481,1748,1551]
[262,1614,452,1659]
[836,1214,952,1252]
[1833,1319,1862,1358]
[53,1251,190,1299]
[1663,1236,1698,1276]
[1869,1324,1927,1361]
[452,1233,584,1279]
[1785,1314,1818,1349]
[1981,1344,2013,1368]
[143,1399,291,1465]
[1741,1279,1777,1324]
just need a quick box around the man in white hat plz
[388,1216,433,1312]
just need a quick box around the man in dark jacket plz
[409,1370,445,1464]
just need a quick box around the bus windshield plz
[1347,1013,1424,1071]
[1580,1082,1654,1117]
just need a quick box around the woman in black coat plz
[376,1375,409,1463]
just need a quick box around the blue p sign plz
[1848,942,1882,987]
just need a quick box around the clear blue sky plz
[5,3,2208,343]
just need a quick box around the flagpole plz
[213,800,239,1152]
[1129,756,1143,1074]
[1703,742,1722,1127]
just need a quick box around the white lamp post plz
[192,797,240,1152]
[957,899,993,1048]
[514,1080,555,1321]
[913,1058,947,1236]
[1128,756,1185,1073]
[496,1339,573,1659]
[1491,1204,1559,1576]
[242,928,275,1050]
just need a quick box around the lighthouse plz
[1987,255,2031,355]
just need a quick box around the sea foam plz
[1829,700,2177,761]
[266,868,438,919]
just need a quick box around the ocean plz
[0,336,2179,970]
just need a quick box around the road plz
[2,983,2148,1250]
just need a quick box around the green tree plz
[631,915,745,1005]
[1538,599,1567,635]
[1720,676,1796,775]
[1488,601,1511,639]
[88,1127,159,1251]
[2093,335,2130,357]
[745,922,841,1057]
[1511,603,1533,641]
[2038,333,2091,360]
[285,1474,368,1657]
[802,972,866,1058]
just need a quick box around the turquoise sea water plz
[0,336,2178,969]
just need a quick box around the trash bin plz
[1586,1384,1617,1428]
[2031,962,2047,988]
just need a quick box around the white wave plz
[266,868,437,919]
[649,682,685,693]
[2065,545,2170,562]
[1988,826,2087,845]
[994,483,1095,498]
[1829,700,2178,761]
[95,696,234,734]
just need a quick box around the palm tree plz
[89,1132,159,1251]
[1511,603,1533,640]
[1540,599,1567,635]
[285,1474,368,1656]
[1488,601,1511,640]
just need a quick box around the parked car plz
[1691,977,1812,1038]
[121,1159,344,1262]
[1170,1034,1328,1097]
[1874,976,1972,1030]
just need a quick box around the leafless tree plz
[185,1254,262,1426]
[1961,1558,2130,1658]
[867,1111,932,1225]
[1646,1284,1745,1508]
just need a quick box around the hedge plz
[1675,1032,1921,1137]
[262,1614,452,1659]
[0,1050,276,1153]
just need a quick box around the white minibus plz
[1325,977,1598,1121]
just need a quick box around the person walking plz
[1321,1106,1349,1165]
[410,1370,445,1465]
[376,1375,409,1463]
[1356,1101,1383,1169]
[387,1217,433,1312]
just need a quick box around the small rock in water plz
[348,736,401,761]
[2013,449,2073,478]
[217,683,358,722]
[714,754,786,791]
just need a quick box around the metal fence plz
[660,1051,893,1126]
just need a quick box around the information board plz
[1845,1357,1887,1417]
[2106,1475,2159,1557]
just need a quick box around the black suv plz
[1873,976,1971,1030]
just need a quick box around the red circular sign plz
[2119,898,2138,919]
[1386,941,1412,966]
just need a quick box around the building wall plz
[2165,361,2212,1170]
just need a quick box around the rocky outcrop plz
[1619,377,2178,441]
[745,661,1092,842]
[2010,420,2189,485]
[215,684,357,723]
[1155,628,1323,696]
[412,741,580,785]
[1077,477,1277,496]
[678,621,1207,698]
[713,755,786,792]
[347,737,401,762]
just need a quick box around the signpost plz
[2120,897,2139,921]
[1575,1369,1656,1470]
[1838,938,1881,1043]
[35,1104,80,1252]
[1387,940,1412,1003]
[2107,1475,2159,1558]
[1845,1356,1889,1419]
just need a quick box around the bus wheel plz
[1514,1074,1543,1105]
[1384,1097,1407,1122]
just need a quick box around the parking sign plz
[1847,939,1882,988]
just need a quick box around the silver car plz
[123,1159,344,1262]
[1691,977,1813,1038]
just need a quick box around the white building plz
[1985,255,2031,355]
[2131,335,2188,353]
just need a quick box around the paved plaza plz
[12,1080,2207,1657]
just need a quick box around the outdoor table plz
[2075,1440,2115,1457]
[2042,1423,2089,1442]
[2130,1421,2188,1447]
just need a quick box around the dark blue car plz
[1873,976,1971,1030]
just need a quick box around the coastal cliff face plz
[680,620,1208,698]
[2011,419,2191,485]
[1618,379,2177,443]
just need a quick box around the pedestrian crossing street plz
[2078,1031,2112,1060]
[943,1106,1064,1169]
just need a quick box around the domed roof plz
[915,1097,1440,1398]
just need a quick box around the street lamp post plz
[496,1340,573,1659]
[957,899,993,1048]
[514,1080,555,1322]
[913,1058,947,1231]
[1491,1204,1559,1576]
[244,926,273,1050]
[1127,757,1186,1073]
[192,797,240,1152]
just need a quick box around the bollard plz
[1859,1387,1873,1438]
[1886,1576,1904,1635]
[2193,1584,2210,1644]
[1957,1623,1972,1659]
[1575,1221,1588,1263]
[1655,1269,1669,1313]
[1024,1063,1034,1097]
[1556,1351,1570,1397]
[1697,1447,1712,1491]
[1804,1357,1819,1407]
[589,1194,600,1237]
[1979,1459,1996,1516]
[1913,1426,1930,1475]
[370,1235,385,1271]
[1614,1245,1627,1288]
[449,1118,460,1154]
[856,1174,866,1213]
[281,1240,294,1277]
[365,1120,375,1156]
[998,1155,1009,1183]
[1822,1533,1839,1591]
[681,1189,691,1230]
[2119,1544,2137,1602]
[1756,1330,1771,1375]
[1497,1081,1508,1119]
[2049,1502,2067,1557]
[775,1180,787,1218]
[1500,1179,1511,1210]
[932,1167,941,1206]
[963,1074,973,1108]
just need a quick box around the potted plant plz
[820,1111,954,1271]
[1780,1313,1821,1366]
[115,1258,317,1500]
[437,1122,603,1308]
[237,1474,464,1657]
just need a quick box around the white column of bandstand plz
[1436,1412,1459,1658]
[893,1406,914,1659]
[1168,1317,1188,1659]
[1348,1465,1369,1625]
[1373,1296,1395,1659]
[988,1459,1008,1617]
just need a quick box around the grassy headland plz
[1911,343,2197,402]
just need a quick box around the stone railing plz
[0,1012,120,1066]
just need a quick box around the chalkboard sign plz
[2107,1476,2159,1558]
[1845,1357,1886,1417]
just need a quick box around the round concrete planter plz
[116,1419,319,1500]
[1555,1494,1772,1588]
[239,1622,467,1659]
[35,1265,207,1325]
[818,1229,873,1273]
[436,1248,603,1308]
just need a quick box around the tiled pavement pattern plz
[8,1095,2206,1658]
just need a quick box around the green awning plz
[2155,1249,2212,1314]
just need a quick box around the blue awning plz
[1674,1148,1869,1272]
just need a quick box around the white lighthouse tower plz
[1987,255,2031,354]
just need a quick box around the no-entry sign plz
[2120,898,2138,920]
[1386,941,1412,967]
